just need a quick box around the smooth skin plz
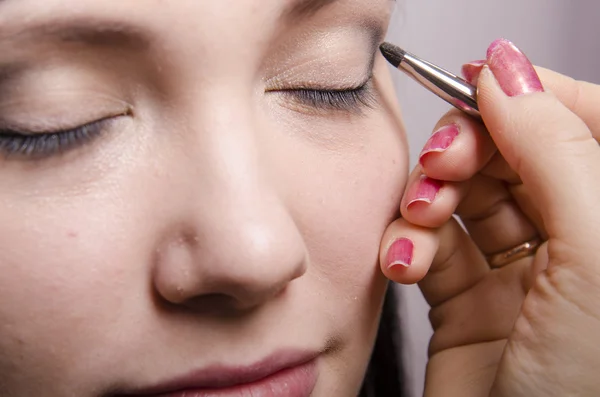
[382,41,600,396]
[0,1,406,395]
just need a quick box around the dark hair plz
[359,285,406,396]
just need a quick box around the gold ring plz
[486,237,544,268]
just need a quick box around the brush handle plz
[399,52,480,118]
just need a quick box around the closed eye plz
[269,75,376,114]
[0,113,127,159]
[289,82,374,110]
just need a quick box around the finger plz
[379,217,439,285]
[457,174,539,255]
[419,109,499,182]
[400,166,464,229]
[428,257,529,354]
[416,219,489,307]
[425,340,505,397]
[535,66,600,136]
[507,183,547,240]
[463,61,600,137]
[479,151,521,184]
[478,39,600,252]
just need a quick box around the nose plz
[152,100,308,313]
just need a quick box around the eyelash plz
[279,78,375,113]
[0,117,113,159]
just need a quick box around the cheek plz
[272,108,408,314]
[0,194,125,364]
[302,141,406,282]
[0,159,158,386]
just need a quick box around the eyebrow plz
[286,0,340,18]
[287,0,394,18]
[0,19,150,51]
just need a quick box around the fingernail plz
[419,124,460,164]
[406,175,443,207]
[386,238,414,269]
[486,38,544,97]
[461,60,486,85]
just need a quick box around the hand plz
[380,39,600,396]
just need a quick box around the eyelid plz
[266,66,373,93]
[0,107,132,136]
[265,42,377,94]
[279,72,373,97]
[0,110,130,159]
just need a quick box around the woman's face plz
[0,0,407,395]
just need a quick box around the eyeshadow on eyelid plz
[265,28,380,88]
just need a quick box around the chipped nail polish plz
[386,238,414,269]
[419,124,460,163]
[406,175,443,207]
[486,39,544,97]
[461,60,486,85]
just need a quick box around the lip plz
[119,350,319,397]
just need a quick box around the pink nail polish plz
[406,175,443,207]
[461,60,486,85]
[486,38,544,97]
[386,238,414,269]
[419,124,460,163]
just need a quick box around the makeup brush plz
[380,42,480,118]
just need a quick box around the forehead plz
[0,0,393,32]
[0,0,393,71]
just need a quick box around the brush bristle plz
[379,42,405,68]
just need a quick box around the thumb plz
[477,39,600,251]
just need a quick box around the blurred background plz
[386,1,600,396]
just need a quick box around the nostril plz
[179,290,286,316]
[184,294,244,316]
